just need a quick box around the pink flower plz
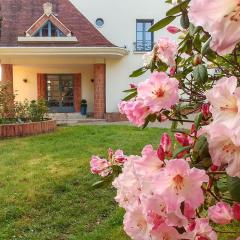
[208,202,233,224]
[156,37,178,66]
[204,123,240,177]
[184,218,217,240]
[142,194,188,228]
[123,206,152,240]
[112,157,141,210]
[138,72,179,112]
[151,223,180,240]
[118,99,151,127]
[189,0,240,55]
[167,26,180,34]
[134,145,164,177]
[150,159,208,210]
[233,203,240,222]
[205,76,240,128]
[90,156,111,177]
[113,149,127,165]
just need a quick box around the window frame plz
[136,19,154,52]
[34,21,65,37]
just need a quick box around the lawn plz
[0,125,238,240]
[0,125,167,240]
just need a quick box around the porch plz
[1,63,106,119]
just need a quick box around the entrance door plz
[46,74,74,113]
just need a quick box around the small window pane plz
[137,22,144,32]
[144,22,152,31]
[137,32,143,41]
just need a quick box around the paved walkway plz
[69,119,193,129]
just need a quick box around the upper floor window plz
[34,21,65,37]
[135,19,154,52]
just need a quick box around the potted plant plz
[80,99,87,115]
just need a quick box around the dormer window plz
[18,2,77,43]
[34,21,65,37]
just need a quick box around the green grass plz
[0,125,238,240]
[0,125,167,240]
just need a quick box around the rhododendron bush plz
[90,0,240,239]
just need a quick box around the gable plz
[0,0,115,47]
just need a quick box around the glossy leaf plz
[228,176,240,202]
[149,16,176,32]
[130,67,147,78]
[166,0,190,16]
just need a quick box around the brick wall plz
[93,64,106,119]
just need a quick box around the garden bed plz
[0,119,56,138]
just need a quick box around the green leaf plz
[228,176,240,202]
[189,23,200,36]
[173,146,192,158]
[201,37,212,55]
[193,64,208,84]
[149,16,176,32]
[123,91,137,101]
[130,67,147,78]
[194,112,203,130]
[166,0,190,16]
[180,11,189,29]
[123,88,137,93]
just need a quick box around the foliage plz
[0,84,48,124]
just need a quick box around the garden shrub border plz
[0,120,56,138]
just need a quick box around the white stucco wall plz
[13,65,94,112]
[70,0,175,112]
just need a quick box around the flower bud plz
[210,164,218,172]
[201,103,210,118]
[193,54,202,65]
[130,83,137,89]
[233,203,240,222]
[157,145,165,161]
[160,133,172,154]
[169,66,176,76]
[167,26,180,34]
[174,133,190,146]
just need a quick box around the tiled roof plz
[0,0,115,47]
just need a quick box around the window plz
[95,18,104,27]
[136,20,154,52]
[34,21,65,37]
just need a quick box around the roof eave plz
[0,47,129,58]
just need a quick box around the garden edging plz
[0,120,56,138]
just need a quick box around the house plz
[0,0,170,121]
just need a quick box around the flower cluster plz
[119,72,179,126]
[203,77,240,177]
[112,135,212,240]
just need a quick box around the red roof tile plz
[0,0,115,47]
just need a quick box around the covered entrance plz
[46,74,74,113]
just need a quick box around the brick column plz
[1,64,13,96]
[94,64,106,119]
